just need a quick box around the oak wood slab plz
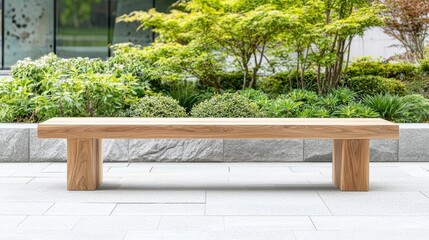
[333,139,370,191]
[67,139,102,191]
[38,118,399,139]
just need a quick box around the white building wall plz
[349,28,404,60]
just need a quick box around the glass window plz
[56,0,109,59]
[0,0,180,69]
[156,0,177,12]
[4,0,54,68]
[111,0,153,46]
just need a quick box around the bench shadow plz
[99,183,337,191]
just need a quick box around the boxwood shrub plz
[421,59,429,74]
[257,70,318,95]
[346,58,417,80]
[191,93,261,117]
[129,95,187,118]
[345,75,407,96]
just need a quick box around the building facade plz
[0,0,403,70]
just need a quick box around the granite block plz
[223,139,303,162]
[129,139,223,162]
[0,127,29,162]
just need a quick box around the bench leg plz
[332,139,369,191]
[67,139,103,191]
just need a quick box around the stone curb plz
[0,124,426,162]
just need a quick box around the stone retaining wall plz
[0,124,427,162]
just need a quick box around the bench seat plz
[38,118,399,191]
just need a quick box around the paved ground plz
[1,162,429,239]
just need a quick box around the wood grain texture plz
[332,139,343,188]
[67,139,103,191]
[38,118,399,139]
[332,139,370,191]
[95,139,103,187]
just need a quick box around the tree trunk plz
[296,51,301,89]
[242,66,249,90]
[317,65,322,94]
[249,67,258,89]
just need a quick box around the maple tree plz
[379,0,429,62]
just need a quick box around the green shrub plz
[420,59,429,74]
[237,89,273,116]
[218,72,250,90]
[404,79,429,98]
[0,72,138,122]
[346,58,417,80]
[11,54,57,83]
[1,52,159,122]
[11,54,106,83]
[257,72,287,95]
[257,70,318,95]
[363,94,409,121]
[57,57,105,75]
[0,78,37,122]
[191,93,261,117]
[238,89,270,102]
[33,73,138,121]
[108,44,161,93]
[129,95,187,118]
[401,95,429,123]
[345,75,407,96]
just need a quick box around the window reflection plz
[111,0,153,46]
[156,0,177,12]
[56,0,108,59]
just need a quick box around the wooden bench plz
[38,118,399,191]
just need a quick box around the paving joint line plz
[41,162,53,172]
[204,191,208,216]
[70,217,81,231]
[316,191,333,216]
[42,202,56,215]
[308,216,318,231]
[155,216,162,230]
[109,203,118,216]
[25,177,36,184]
[121,232,128,240]
[420,191,429,199]
[15,215,29,228]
